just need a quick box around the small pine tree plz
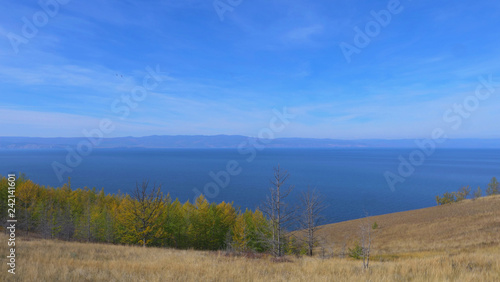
[486,177,499,196]
[285,236,298,255]
[455,186,471,201]
[372,222,378,230]
[299,242,309,255]
[348,242,363,260]
[473,186,482,200]
[436,192,456,205]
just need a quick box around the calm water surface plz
[1,148,498,224]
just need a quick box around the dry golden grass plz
[318,195,500,256]
[1,196,499,281]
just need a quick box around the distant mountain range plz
[0,135,499,149]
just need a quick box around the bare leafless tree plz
[261,165,295,257]
[340,238,348,258]
[299,187,326,256]
[129,180,164,247]
[315,236,333,259]
[359,215,374,269]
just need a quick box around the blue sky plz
[1,0,500,139]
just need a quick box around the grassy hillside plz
[1,196,499,281]
[318,194,500,257]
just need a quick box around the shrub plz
[455,186,471,201]
[436,192,457,205]
[486,177,499,196]
[348,242,363,260]
[473,186,482,200]
[436,186,472,205]
[372,222,378,230]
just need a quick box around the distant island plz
[1,135,500,149]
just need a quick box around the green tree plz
[436,192,456,205]
[231,213,249,251]
[91,189,117,243]
[189,195,211,249]
[216,201,237,250]
[17,179,41,235]
[74,188,97,241]
[0,176,10,225]
[486,177,499,196]
[473,186,482,200]
[348,242,363,260]
[285,235,300,255]
[455,186,471,201]
[167,199,190,249]
[0,175,275,253]
[247,209,271,252]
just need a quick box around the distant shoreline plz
[1,135,500,149]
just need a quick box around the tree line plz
[0,167,326,257]
[435,177,499,205]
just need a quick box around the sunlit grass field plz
[1,196,499,281]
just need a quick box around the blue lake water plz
[1,148,499,224]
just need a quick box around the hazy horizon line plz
[1,135,500,140]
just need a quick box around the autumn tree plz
[165,199,190,248]
[188,196,237,250]
[73,187,97,241]
[0,177,10,232]
[215,201,237,250]
[17,180,40,235]
[240,208,270,252]
[118,180,164,247]
[0,175,274,253]
[90,189,117,243]
[231,213,249,251]
[189,195,211,249]
[35,187,59,239]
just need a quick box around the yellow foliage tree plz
[231,213,248,251]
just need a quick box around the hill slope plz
[1,196,499,281]
[318,195,500,256]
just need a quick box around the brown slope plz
[317,195,500,255]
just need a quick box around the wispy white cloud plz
[283,24,324,44]
[1,0,499,138]
[0,64,115,88]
